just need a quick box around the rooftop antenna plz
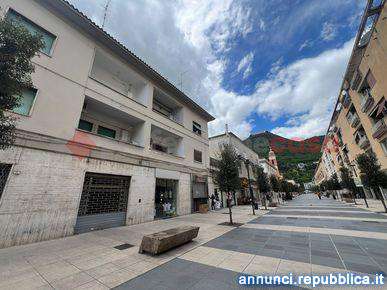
[178,70,189,91]
[102,0,112,29]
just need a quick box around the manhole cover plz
[114,243,134,250]
[218,222,244,227]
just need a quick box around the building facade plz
[209,131,278,206]
[0,0,214,248]
[314,0,387,198]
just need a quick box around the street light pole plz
[245,159,256,215]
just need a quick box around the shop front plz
[192,175,209,212]
[155,178,178,219]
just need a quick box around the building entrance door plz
[155,178,177,219]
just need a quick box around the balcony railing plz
[341,91,351,108]
[358,135,370,150]
[360,90,375,113]
[372,119,387,140]
[347,113,360,128]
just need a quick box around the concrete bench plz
[139,226,199,255]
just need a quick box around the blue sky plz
[69,0,365,139]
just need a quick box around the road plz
[116,194,387,289]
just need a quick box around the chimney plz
[225,123,229,136]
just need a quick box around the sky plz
[68,0,366,140]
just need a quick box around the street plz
[1,194,387,289]
[116,194,387,289]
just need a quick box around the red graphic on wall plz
[66,131,96,160]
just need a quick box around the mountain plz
[243,131,324,184]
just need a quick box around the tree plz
[255,166,271,209]
[0,15,43,149]
[213,143,241,224]
[339,167,357,204]
[356,152,387,212]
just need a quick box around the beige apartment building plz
[0,0,214,248]
[314,0,386,199]
[209,131,279,206]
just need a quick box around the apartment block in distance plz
[314,0,386,199]
[0,0,214,248]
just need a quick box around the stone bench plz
[139,226,199,255]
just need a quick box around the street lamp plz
[239,155,256,215]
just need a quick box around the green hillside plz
[244,131,323,184]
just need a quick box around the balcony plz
[347,112,360,128]
[150,125,184,158]
[340,90,351,108]
[90,49,148,106]
[152,88,183,124]
[360,90,375,113]
[357,135,370,150]
[372,119,387,140]
[78,97,146,147]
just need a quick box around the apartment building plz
[314,0,386,197]
[209,131,267,206]
[0,0,214,248]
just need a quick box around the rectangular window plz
[78,119,93,132]
[97,126,116,139]
[194,150,202,163]
[12,88,37,116]
[193,121,202,135]
[6,9,56,55]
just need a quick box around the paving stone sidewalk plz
[117,194,387,290]
[0,206,260,289]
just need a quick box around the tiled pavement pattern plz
[0,206,260,289]
[117,194,387,289]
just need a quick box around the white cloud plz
[68,0,354,140]
[321,22,337,41]
[237,52,254,79]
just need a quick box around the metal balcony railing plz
[372,119,387,140]
[360,91,375,113]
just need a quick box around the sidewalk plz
[0,206,265,289]
[352,198,387,215]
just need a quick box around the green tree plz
[270,175,280,192]
[339,167,357,204]
[356,152,387,212]
[0,15,43,149]
[213,143,241,224]
[255,166,271,209]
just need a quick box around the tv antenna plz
[178,70,189,91]
[102,0,112,29]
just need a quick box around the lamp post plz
[239,155,256,215]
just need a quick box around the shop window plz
[78,119,93,132]
[0,163,12,200]
[12,88,37,116]
[194,150,202,163]
[97,126,116,139]
[7,9,56,55]
[155,178,177,218]
[193,121,202,135]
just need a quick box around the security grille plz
[78,172,130,216]
[0,163,12,199]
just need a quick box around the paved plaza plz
[1,194,387,289]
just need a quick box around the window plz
[0,163,12,200]
[194,150,202,163]
[12,88,37,116]
[6,9,56,55]
[78,119,93,132]
[152,143,168,153]
[193,121,202,135]
[97,126,116,139]
[381,138,387,155]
